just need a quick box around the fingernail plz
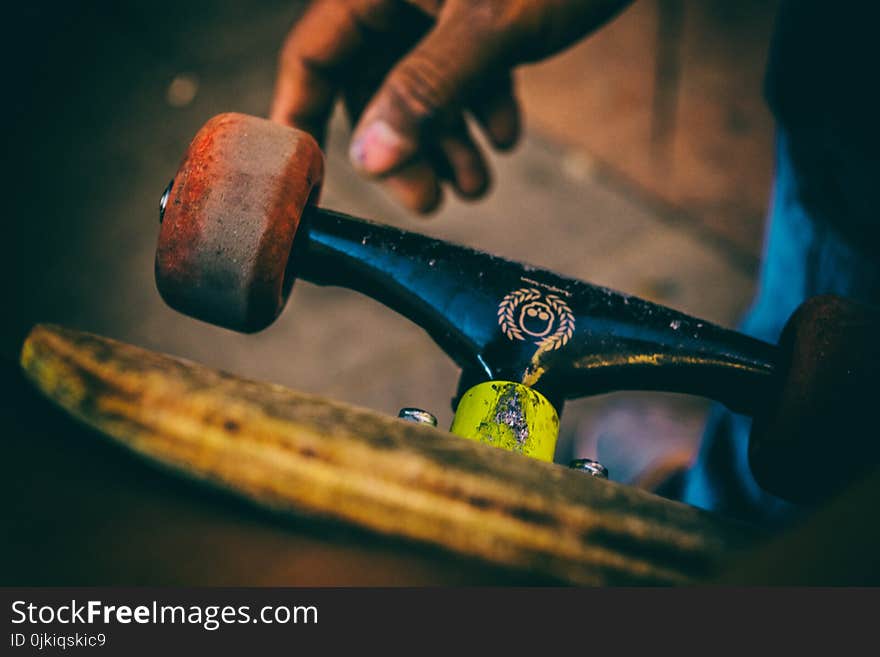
[489,104,520,149]
[457,169,489,198]
[349,120,406,173]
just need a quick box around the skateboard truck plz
[156,113,777,465]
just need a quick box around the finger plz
[435,120,491,198]
[470,75,521,151]
[381,159,442,215]
[342,61,448,213]
[269,0,400,142]
[348,13,508,175]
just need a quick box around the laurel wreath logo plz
[497,287,575,350]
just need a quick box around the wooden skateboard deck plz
[18,324,762,585]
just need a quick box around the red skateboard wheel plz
[155,113,323,332]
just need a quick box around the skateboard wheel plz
[155,112,323,332]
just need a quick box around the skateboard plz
[19,323,759,585]
[14,113,876,585]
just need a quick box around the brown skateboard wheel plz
[155,113,323,332]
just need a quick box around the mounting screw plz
[398,408,438,427]
[569,458,609,479]
[159,178,174,223]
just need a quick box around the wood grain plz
[20,324,762,584]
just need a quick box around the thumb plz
[348,12,508,175]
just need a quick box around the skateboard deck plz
[19,324,762,585]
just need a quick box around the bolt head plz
[398,408,438,427]
[159,178,174,223]
[569,458,609,479]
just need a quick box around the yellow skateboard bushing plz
[450,381,559,462]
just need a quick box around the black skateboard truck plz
[155,113,777,466]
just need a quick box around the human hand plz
[271,0,631,213]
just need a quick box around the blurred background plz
[3,0,779,486]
